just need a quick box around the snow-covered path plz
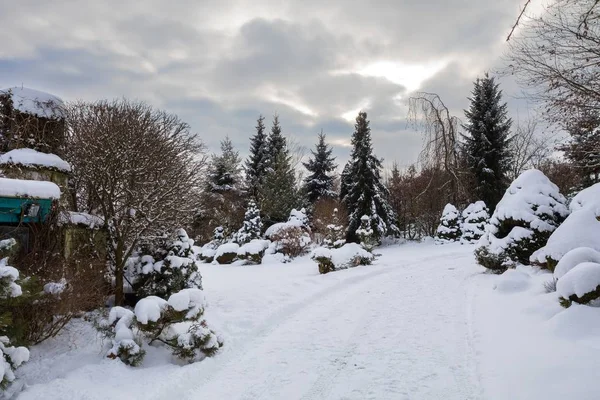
[161,244,482,400]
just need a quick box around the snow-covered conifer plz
[206,136,242,194]
[323,208,345,249]
[435,204,462,243]
[461,74,512,212]
[341,112,399,243]
[244,115,268,199]
[356,215,377,252]
[233,201,262,244]
[0,254,29,389]
[133,229,203,299]
[475,169,568,272]
[302,131,337,206]
[460,201,489,244]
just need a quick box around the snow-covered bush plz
[475,169,568,272]
[554,247,600,280]
[232,201,262,244]
[236,239,270,264]
[198,242,217,263]
[100,288,223,366]
[557,262,600,308]
[323,208,346,249]
[131,229,203,299]
[531,183,600,270]
[311,243,375,274]
[356,215,377,252]
[269,226,310,258]
[265,209,311,258]
[0,256,29,389]
[214,243,240,264]
[460,201,489,244]
[435,204,462,243]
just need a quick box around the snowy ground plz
[13,242,600,399]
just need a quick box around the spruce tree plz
[260,151,298,226]
[233,201,263,244]
[462,73,512,212]
[303,131,337,206]
[244,115,268,199]
[561,113,600,188]
[341,111,399,243]
[206,136,242,193]
[265,115,285,172]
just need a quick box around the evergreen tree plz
[561,112,600,188]
[206,136,242,193]
[341,111,399,243]
[233,201,263,244]
[461,73,512,212]
[244,115,268,199]
[265,115,286,172]
[339,161,352,202]
[303,131,337,206]
[435,204,462,243]
[260,151,298,226]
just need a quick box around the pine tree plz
[303,131,337,206]
[435,204,462,243]
[341,111,399,243]
[265,115,286,172]
[462,73,512,212]
[233,201,263,244]
[260,151,298,226]
[244,115,268,199]
[206,136,242,193]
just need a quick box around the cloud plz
[0,0,526,169]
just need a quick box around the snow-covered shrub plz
[531,183,600,270]
[557,262,600,308]
[460,201,489,244]
[0,257,29,389]
[269,226,311,258]
[475,169,568,272]
[232,201,262,244]
[101,307,145,367]
[198,242,217,263]
[0,239,17,260]
[236,239,270,264]
[214,243,240,264]
[311,243,375,274]
[435,204,462,243]
[356,215,377,252]
[323,208,346,249]
[131,229,203,299]
[554,247,600,280]
[100,288,223,366]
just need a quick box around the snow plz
[556,262,600,300]
[214,243,240,258]
[569,182,600,214]
[0,258,22,298]
[134,296,168,325]
[265,208,309,238]
[14,242,600,399]
[0,148,71,172]
[237,239,270,256]
[493,268,531,293]
[0,177,61,199]
[43,278,67,295]
[531,207,600,265]
[1,87,65,119]
[554,247,600,280]
[168,288,206,319]
[311,243,374,269]
[58,211,104,228]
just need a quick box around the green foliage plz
[559,284,600,308]
[302,131,337,205]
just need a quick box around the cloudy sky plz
[0,0,535,170]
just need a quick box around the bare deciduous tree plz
[408,92,462,203]
[508,118,554,180]
[66,99,206,305]
[505,0,600,125]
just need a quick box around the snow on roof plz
[0,87,65,119]
[0,177,60,199]
[0,148,71,172]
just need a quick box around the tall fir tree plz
[341,111,399,243]
[260,151,298,226]
[244,115,268,199]
[461,73,512,212]
[206,136,242,193]
[265,115,286,172]
[303,131,337,206]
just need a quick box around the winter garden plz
[2,0,600,398]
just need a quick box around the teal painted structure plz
[0,196,53,224]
